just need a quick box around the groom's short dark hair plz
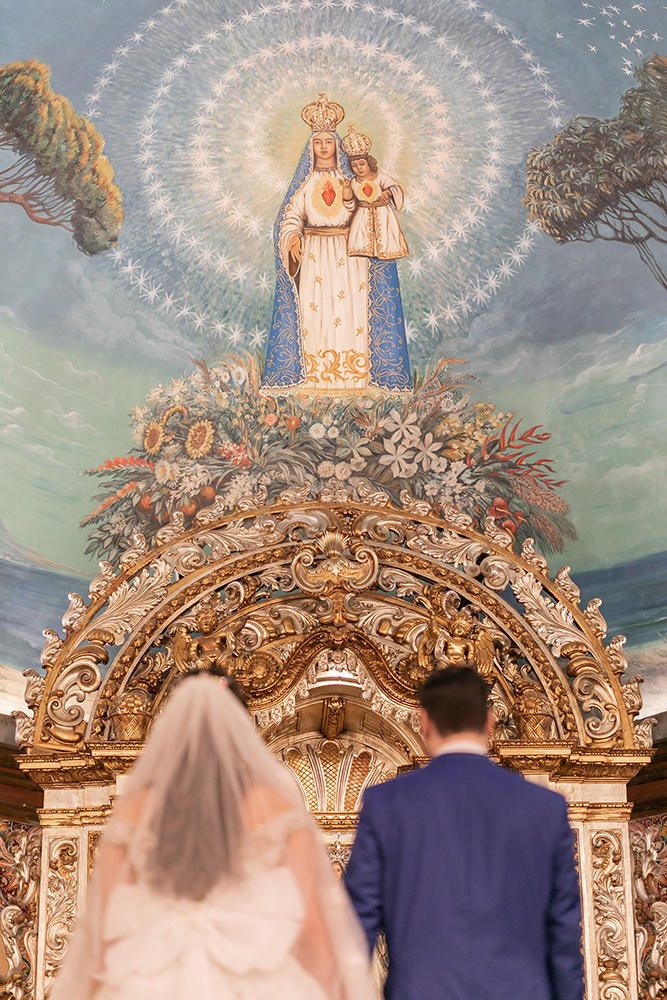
[419,667,489,736]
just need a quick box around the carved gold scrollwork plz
[591,830,631,1000]
[292,529,379,595]
[43,837,78,997]
[23,498,646,761]
[0,824,41,1000]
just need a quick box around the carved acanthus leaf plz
[633,716,656,749]
[520,537,549,575]
[605,634,628,676]
[23,669,45,709]
[620,675,643,719]
[278,481,312,505]
[319,483,350,503]
[119,531,147,568]
[194,518,282,560]
[583,597,607,640]
[40,629,63,669]
[399,490,431,517]
[154,511,185,545]
[355,480,391,508]
[236,485,268,511]
[377,567,423,597]
[11,711,35,749]
[61,593,87,634]
[553,565,581,605]
[440,501,474,531]
[90,559,173,645]
[483,516,515,550]
[511,572,585,657]
[406,523,488,577]
[88,560,115,600]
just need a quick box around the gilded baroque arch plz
[10,487,655,1000]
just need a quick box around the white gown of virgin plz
[51,677,374,1000]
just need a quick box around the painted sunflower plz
[143,421,165,455]
[185,419,215,459]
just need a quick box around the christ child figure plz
[340,125,409,261]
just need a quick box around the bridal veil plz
[51,674,375,1000]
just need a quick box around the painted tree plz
[0,60,123,254]
[525,55,667,290]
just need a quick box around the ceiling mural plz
[0,0,665,715]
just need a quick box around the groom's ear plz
[419,707,434,743]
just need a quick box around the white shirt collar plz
[433,739,487,757]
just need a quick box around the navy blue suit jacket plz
[345,753,584,1000]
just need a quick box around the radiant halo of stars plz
[88,0,566,364]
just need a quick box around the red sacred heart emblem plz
[322,181,336,206]
[363,183,373,198]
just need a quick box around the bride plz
[52,673,375,1000]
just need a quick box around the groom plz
[345,667,584,1000]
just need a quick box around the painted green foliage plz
[0,60,123,254]
[81,356,575,568]
[525,55,667,290]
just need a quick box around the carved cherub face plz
[451,617,472,638]
[196,610,218,635]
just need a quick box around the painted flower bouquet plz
[82,355,575,568]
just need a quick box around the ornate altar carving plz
[6,490,654,999]
[0,823,40,1000]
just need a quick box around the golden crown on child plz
[341,124,372,157]
[301,92,345,132]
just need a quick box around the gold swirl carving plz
[25,498,638,760]
[591,830,631,1000]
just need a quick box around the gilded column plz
[568,803,637,1000]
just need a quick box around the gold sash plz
[304,226,350,236]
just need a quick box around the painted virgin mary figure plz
[261,94,412,396]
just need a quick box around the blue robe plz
[261,134,411,395]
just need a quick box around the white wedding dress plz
[51,676,374,1000]
[95,810,329,1000]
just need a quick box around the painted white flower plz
[322,414,334,427]
[424,480,440,497]
[326,426,339,439]
[154,461,180,484]
[379,435,417,478]
[474,481,488,494]
[170,378,188,400]
[431,456,449,474]
[231,365,246,386]
[440,469,459,489]
[309,423,326,440]
[224,472,259,507]
[147,385,165,403]
[318,460,336,478]
[132,426,145,444]
[383,408,420,444]
[414,432,443,470]
[334,462,351,481]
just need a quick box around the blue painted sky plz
[0,0,665,585]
